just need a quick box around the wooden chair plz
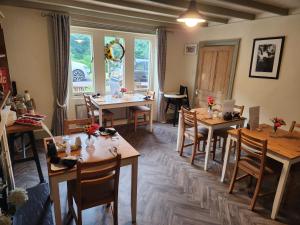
[63,118,93,135]
[67,154,121,225]
[228,129,273,210]
[179,107,208,164]
[212,104,245,161]
[128,91,155,132]
[83,93,114,127]
[289,121,300,133]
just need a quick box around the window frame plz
[133,38,152,92]
[69,30,95,97]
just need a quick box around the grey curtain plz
[157,27,167,122]
[51,13,70,135]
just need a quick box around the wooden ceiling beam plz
[1,0,180,24]
[222,0,289,15]
[93,0,228,23]
[145,0,256,20]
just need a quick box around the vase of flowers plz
[207,96,215,118]
[84,123,99,150]
[120,87,128,97]
[271,117,286,135]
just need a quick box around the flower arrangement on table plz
[84,123,99,139]
[271,117,286,133]
[207,96,215,111]
[0,188,28,225]
[120,87,128,93]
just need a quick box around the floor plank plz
[13,123,300,225]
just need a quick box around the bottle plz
[24,90,31,102]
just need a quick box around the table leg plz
[221,135,232,182]
[176,113,183,152]
[271,160,291,219]
[204,127,213,171]
[98,108,103,127]
[50,177,62,225]
[29,131,45,183]
[8,134,15,166]
[131,157,138,223]
[149,103,153,132]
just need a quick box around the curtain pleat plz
[157,27,167,123]
[51,14,70,135]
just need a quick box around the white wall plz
[0,5,54,127]
[165,13,300,127]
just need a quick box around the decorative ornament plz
[104,39,125,62]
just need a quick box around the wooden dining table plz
[220,124,300,220]
[91,93,154,132]
[176,108,246,171]
[43,132,140,225]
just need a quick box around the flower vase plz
[85,136,95,150]
[207,107,213,118]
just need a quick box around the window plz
[134,39,151,91]
[70,33,94,94]
[104,36,125,94]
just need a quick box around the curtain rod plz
[41,11,69,17]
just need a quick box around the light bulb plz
[185,19,199,27]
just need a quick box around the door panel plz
[195,45,234,107]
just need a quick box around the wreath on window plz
[104,39,125,62]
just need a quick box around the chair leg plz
[249,176,263,211]
[229,163,239,194]
[134,113,138,132]
[180,136,185,156]
[77,210,82,225]
[191,141,198,165]
[165,99,170,113]
[113,201,118,225]
[212,137,217,161]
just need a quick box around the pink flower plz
[120,87,128,93]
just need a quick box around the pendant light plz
[177,0,206,27]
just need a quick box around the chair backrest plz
[181,107,197,139]
[83,94,95,118]
[147,90,155,100]
[234,105,244,116]
[237,129,268,172]
[76,154,121,208]
[289,121,300,133]
[63,118,93,135]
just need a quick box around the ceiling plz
[1,0,300,32]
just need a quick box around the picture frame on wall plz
[184,43,198,55]
[249,36,285,79]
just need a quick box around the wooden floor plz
[13,123,300,225]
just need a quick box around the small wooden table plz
[176,108,246,171]
[91,93,154,132]
[6,124,45,183]
[220,125,300,220]
[44,133,140,225]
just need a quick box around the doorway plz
[193,39,240,107]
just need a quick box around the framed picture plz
[184,43,198,55]
[249,36,285,79]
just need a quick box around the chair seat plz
[68,179,114,209]
[89,109,113,117]
[185,127,207,139]
[213,127,234,138]
[238,156,273,178]
[129,106,150,112]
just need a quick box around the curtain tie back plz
[56,99,67,108]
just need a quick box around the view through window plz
[134,39,151,91]
[104,36,125,94]
[70,33,94,94]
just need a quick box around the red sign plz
[0,67,10,94]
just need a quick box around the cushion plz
[129,106,150,112]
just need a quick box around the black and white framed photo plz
[249,36,285,79]
[184,43,198,55]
